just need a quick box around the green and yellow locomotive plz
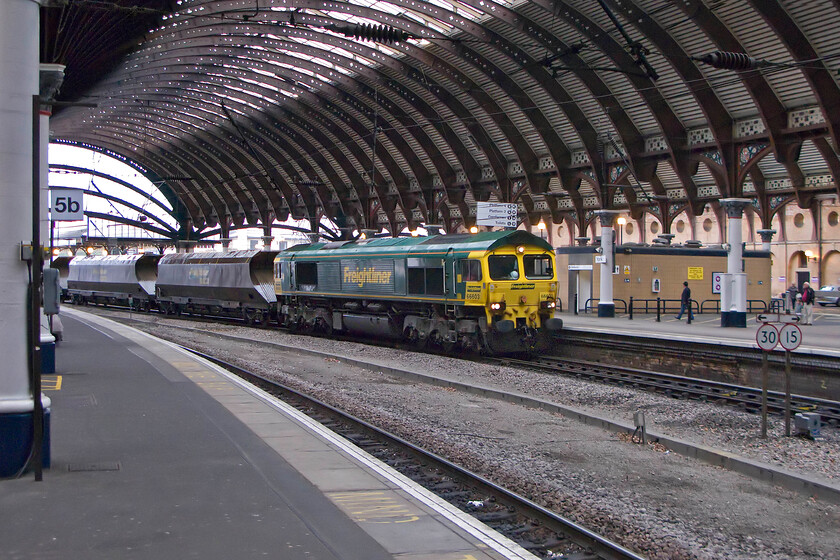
[274,230,561,354]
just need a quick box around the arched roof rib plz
[66,74,332,226]
[45,0,840,237]
[77,30,478,229]
[49,162,178,221]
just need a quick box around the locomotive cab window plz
[295,262,318,291]
[523,255,553,279]
[488,255,519,281]
[458,259,482,282]
[407,258,444,295]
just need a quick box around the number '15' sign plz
[50,188,84,221]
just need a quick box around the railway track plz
[496,355,840,425]
[185,348,647,560]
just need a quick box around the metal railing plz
[572,295,772,320]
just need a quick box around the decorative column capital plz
[594,209,621,227]
[176,240,197,253]
[757,229,776,243]
[574,236,590,246]
[39,63,65,112]
[720,198,752,219]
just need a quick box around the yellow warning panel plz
[42,375,62,391]
[329,491,421,523]
[687,266,703,280]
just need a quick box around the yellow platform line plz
[42,375,62,391]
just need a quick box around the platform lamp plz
[616,216,627,246]
[537,220,547,240]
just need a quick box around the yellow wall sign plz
[687,267,704,280]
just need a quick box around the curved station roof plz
[43,0,840,241]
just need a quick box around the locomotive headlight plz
[490,301,506,311]
[516,245,525,254]
[540,300,556,309]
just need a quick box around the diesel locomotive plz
[275,230,561,353]
[62,230,561,354]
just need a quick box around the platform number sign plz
[756,323,779,351]
[779,324,802,351]
[50,188,84,221]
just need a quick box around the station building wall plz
[538,198,839,299]
[555,248,771,313]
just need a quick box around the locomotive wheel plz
[441,337,457,354]
[315,317,332,335]
[403,326,419,344]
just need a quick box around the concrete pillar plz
[260,236,274,250]
[595,210,619,318]
[720,199,751,328]
[757,229,775,252]
[0,0,42,477]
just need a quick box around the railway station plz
[2,1,839,559]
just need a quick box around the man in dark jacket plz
[676,281,693,321]
[786,284,798,314]
[801,282,815,325]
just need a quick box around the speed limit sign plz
[756,323,779,351]
[779,324,802,351]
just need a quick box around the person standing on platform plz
[675,281,693,321]
[786,283,798,314]
[801,282,815,325]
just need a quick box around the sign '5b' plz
[50,188,85,221]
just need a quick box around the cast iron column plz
[720,199,751,327]
[595,210,619,318]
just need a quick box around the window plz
[650,221,660,234]
[296,262,317,291]
[829,211,838,227]
[459,259,482,282]
[676,220,685,233]
[703,218,713,232]
[488,255,520,281]
[523,255,553,279]
[407,259,444,295]
[794,213,805,228]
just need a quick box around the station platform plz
[557,306,840,358]
[0,310,537,560]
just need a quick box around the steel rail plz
[185,347,647,560]
[498,355,840,424]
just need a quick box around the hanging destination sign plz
[476,202,518,228]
